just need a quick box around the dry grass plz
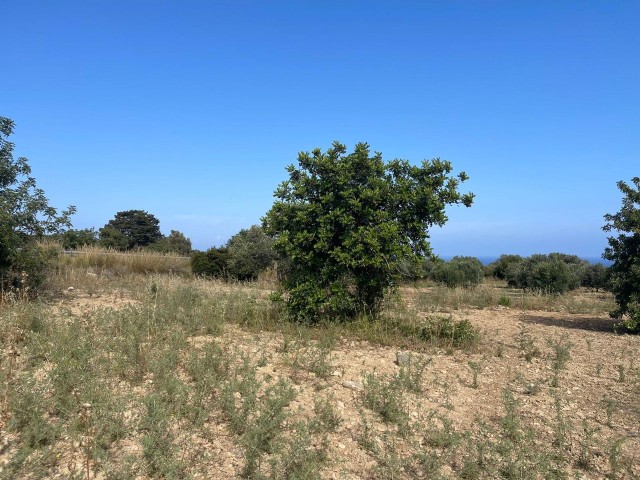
[1,268,638,479]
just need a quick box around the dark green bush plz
[1,116,74,293]
[581,263,611,292]
[505,254,582,294]
[488,254,523,280]
[191,247,229,278]
[430,256,484,288]
[226,225,277,281]
[56,228,98,250]
[603,177,640,332]
[147,230,192,256]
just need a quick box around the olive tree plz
[263,141,473,323]
[603,177,640,332]
[1,116,75,290]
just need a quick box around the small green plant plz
[576,420,599,470]
[312,395,342,433]
[240,378,296,477]
[517,323,540,362]
[548,335,572,387]
[603,397,616,428]
[616,364,625,383]
[393,354,431,393]
[467,360,485,389]
[362,372,411,435]
[498,295,511,307]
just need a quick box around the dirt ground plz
[2,282,639,479]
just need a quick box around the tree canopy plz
[603,177,640,332]
[263,141,473,323]
[0,116,75,289]
[99,210,162,250]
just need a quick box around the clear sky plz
[4,1,639,256]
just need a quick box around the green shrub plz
[0,116,75,293]
[581,263,611,292]
[488,254,524,280]
[56,228,98,250]
[191,247,229,277]
[603,178,640,332]
[263,141,473,323]
[147,230,192,256]
[504,254,582,294]
[226,225,277,281]
[430,256,484,288]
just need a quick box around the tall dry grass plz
[56,244,191,275]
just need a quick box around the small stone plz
[337,442,346,449]
[67,287,74,291]
[341,380,364,391]
[396,351,411,366]
[336,401,345,409]
[332,370,343,377]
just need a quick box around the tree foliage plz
[148,230,192,255]
[226,225,277,281]
[503,253,583,294]
[0,116,75,290]
[56,228,98,250]
[99,210,162,250]
[603,177,640,332]
[191,247,229,278]
[263,141,473,323]
[430,256,484,288]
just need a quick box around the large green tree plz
[99,210,162,250]
[263,141,473,323]
[603,177,640,332]
[0,116,75,289]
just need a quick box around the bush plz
[603,177,640,332]
[226,225,277,281]
[488,254,523,280]
[430,256,484,288]
[0,116,74,293]
[191,247,229,278]
[505,254,581,294]
[147,230,192,256]
[263,141,473,323]
[55,228,98,250]
[581,263,611,292]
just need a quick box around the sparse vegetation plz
[0,249,638,478]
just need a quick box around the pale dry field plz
[1,270,638,479]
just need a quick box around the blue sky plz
[4,1,639,256]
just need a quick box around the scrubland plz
[1,251,638,479]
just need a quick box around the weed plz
[517,323,540,362]
[269,421,323,480]
[241,378,296,477]
[467,359,485,389]
[616,364,625,383]
[362,372,411,435]
[312,394,342,433]
[603,397,616,427]
[576,420,599,470]
[140,394,185,479]
[393,354,431,393]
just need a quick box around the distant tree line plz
[2,117,638,331]
[54,210,192,255]
[395,253,611,294]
